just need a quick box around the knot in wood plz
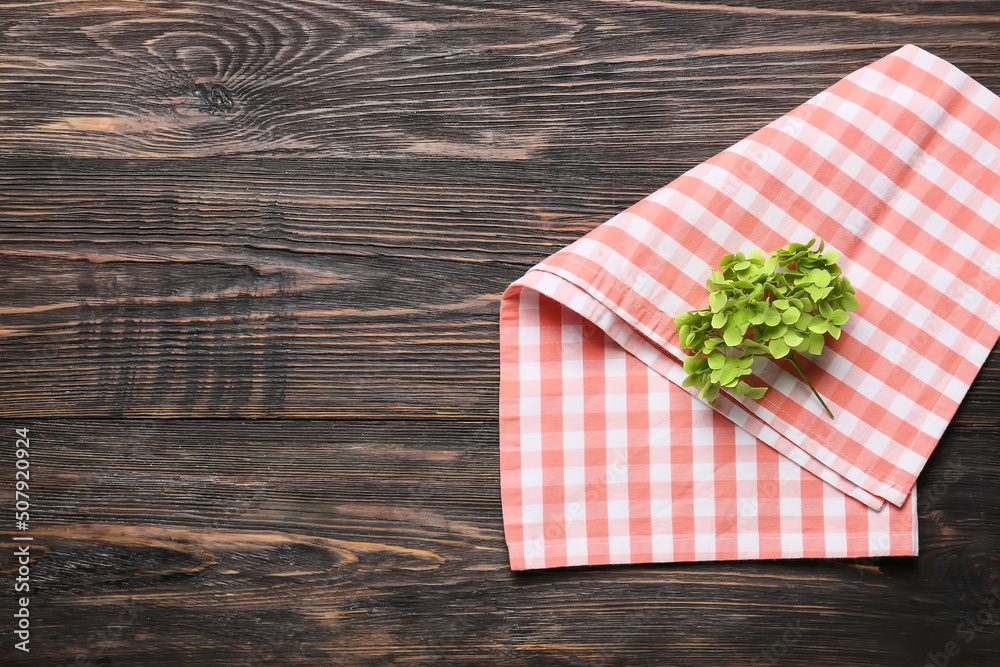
[192,82,234,115]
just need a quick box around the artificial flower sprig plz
[674,239,860,418]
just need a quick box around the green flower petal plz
[781,306,801,324]
[724,326,743,346]
[768,337,790,359]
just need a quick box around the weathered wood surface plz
[0,418,998,666]
[2,158,998,419]
[0,158,690,419]
[1,1,998,161]
[1,0,999,664]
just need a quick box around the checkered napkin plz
[499,45,1000,570]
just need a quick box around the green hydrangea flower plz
[674,239,860,418]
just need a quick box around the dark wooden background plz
[1,1,999,665]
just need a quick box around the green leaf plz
[808,318,828,334]
[724,326,743,346]
[712,311,728,329]
[814,286,834,300]
[831,309,850,325]
[675,312,697,328]
[683,355,702,374]
[768,337,790,359]
[746,385,767,399]
[823,251,840,264]
[709,291,728,312]
[781,306,801,325]
[809,268,831,288]
[773,299,789,310]
[701,383,720,405]
[792,314,813,332]
[719,365,738,386]
[763,308,781,326]
[841,293,861,311]
[742,339,769,354]
[808,332,825,355]
[784,331,803,347]
[708,351,725,370]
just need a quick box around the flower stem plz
[788,353,834,419]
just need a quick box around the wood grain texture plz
[0,158,674,418]
[2,0,1000,664]
[2,158,998,419]
[0,418,997,666]
[0,1,999,159]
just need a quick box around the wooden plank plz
[0,1,998,159]
[0,2,997,665]
[3,158,999,418]
[0,158,674,418]
[0,418,996,665]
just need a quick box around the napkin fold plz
[500,45,1000,570]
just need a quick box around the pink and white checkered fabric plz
[499,45,1000,570]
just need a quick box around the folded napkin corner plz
[500,44,1000,570]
